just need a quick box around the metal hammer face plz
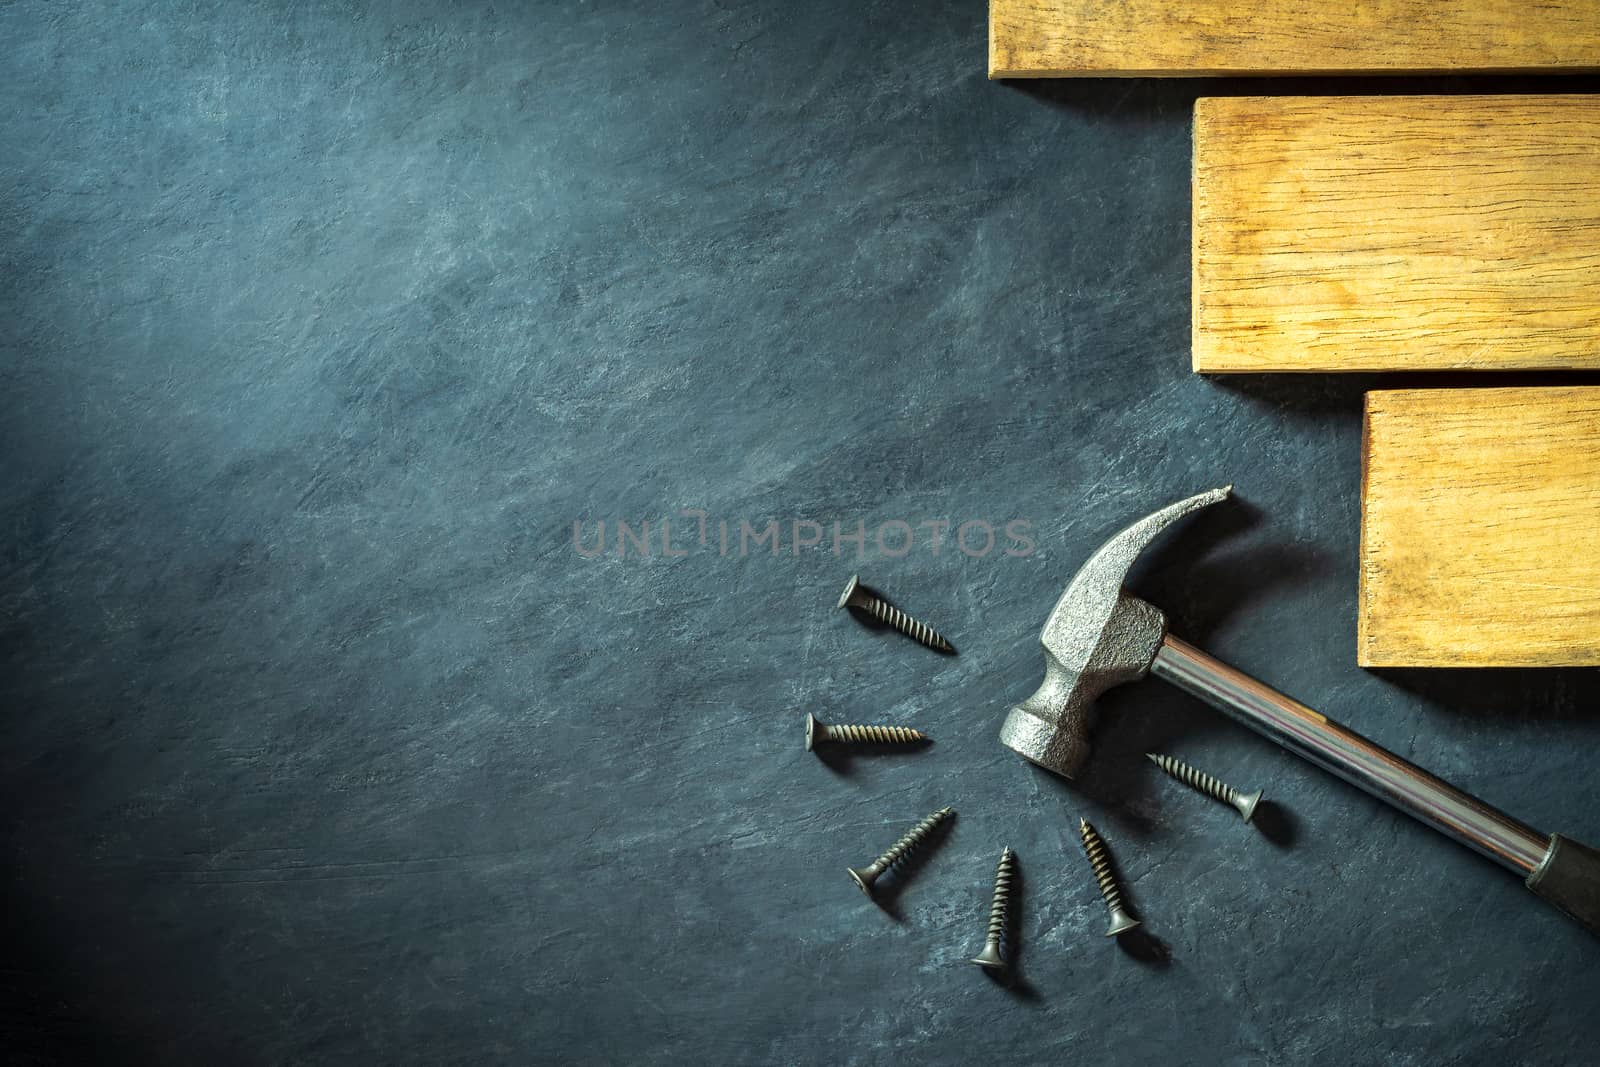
[999,487,1231,778]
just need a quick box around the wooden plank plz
[1359,387,1600,668]
[989,0,1600,78]
[1193,95,1600,374]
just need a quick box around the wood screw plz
[847,807,955,897]
[1079,818,1140,937]
[837,575,955,655]
[970,846,1016,971]
[1147,752,1262,822]
[805,713,927,751]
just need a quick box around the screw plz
[1078,818,1140,937]
[805,713,928,752]
[970,846,1017,971]
[837,575,955,655]
[847,806,955,897]
[1147,752,1263,822]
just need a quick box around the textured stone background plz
[4,2,1599,1063]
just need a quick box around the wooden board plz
[1192,95,1600,374]
[1359,387,1600,668]
[989,0,1600,77]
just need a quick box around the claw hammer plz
[1000,487,1600,935]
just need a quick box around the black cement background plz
[3,2,1600,1063]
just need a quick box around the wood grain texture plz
[1359,387,1600,667]
[1192,95,1600,374]
[989,0,1600,77]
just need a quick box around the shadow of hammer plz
[1001,487,1600,936]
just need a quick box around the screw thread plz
[986,847,1016,945]
[1147,752,1239,807]
[1079,819,1127,914]
[827,723,926,745]
[872,806,954,873]
[860,595,955,654]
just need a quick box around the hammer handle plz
[1154,634,1600,934]
[1151,635,1550,875]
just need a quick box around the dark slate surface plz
[4,2,1600,1063]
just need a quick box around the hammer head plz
[999,487,1231,778]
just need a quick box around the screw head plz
[1234,789,1263,823]
[846,866,877,897]
[836,574,861,610]
[804,713,819,752]
[1105,907,1141,938]
[970,943,1005,970]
